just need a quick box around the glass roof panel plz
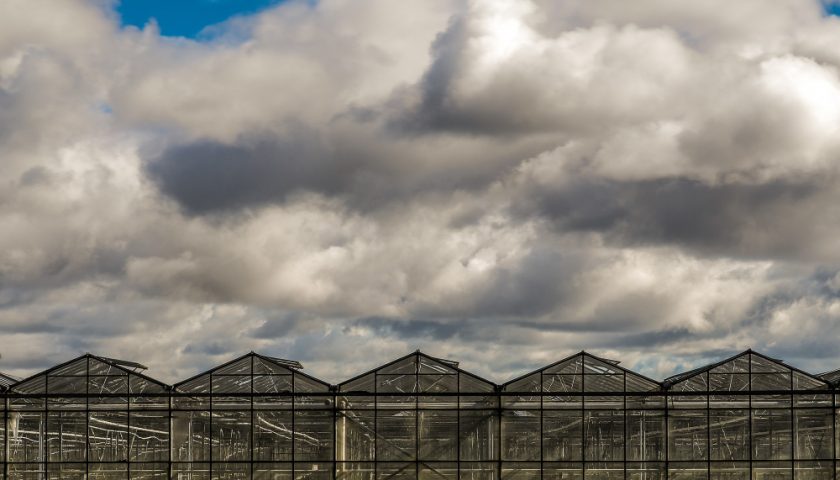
[89,358,125,375]
[459,373,494,393]
[671,374,708,392]
[708,373,749,392]
[176,375,211,394]
[709,355,750,374]
[544,355,584,374]
[503,372,541,393]
[90,375,128,395]
[750,354,789,373]
[47,375,87,394]
[215,357,252,376]
[254,357,295,375]
[378,374,418,394]
[585,373,624,392]
[419,374,457,394]
[51,357,89,376]
[211,374,251,393]
[583,356,622,375]
[129,376,167,395]
[252,374,293,393]
[380,357,418,375]
[418,356,457,375]
[339,373,375,392]
[750,372,791,390]
[625,373,659,392]
[542,373,581,393]
[793,371,828,390]
[294,374,329,393]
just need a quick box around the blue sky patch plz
[117,0,283,38]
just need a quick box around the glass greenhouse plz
[1,349,838,480]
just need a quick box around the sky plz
[3,0,840,385]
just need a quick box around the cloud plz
[3,0,840,384]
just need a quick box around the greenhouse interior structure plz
[1,349,840,480]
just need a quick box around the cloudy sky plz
[3,0,840,385]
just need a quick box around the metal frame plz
[0,349,837,480]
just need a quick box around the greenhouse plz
[0,349,838,480]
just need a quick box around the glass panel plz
[544,463,583,480]
[376,410,416,461]
[376,463,415,480]
[543,375,582,393]
[254,463,293,480]
[627,410,664,461]
[501,462,540,480]
[710,410,749,461]
[794,462,832,480]
[544,411,582,461]
[46,411,86,462]
[753,462,792,480]
[667,462,707,480]
[418,410,457,460]
[254,410,293,461]
[419,462,456,480]
[295,410,333,461]
[214,357,252,376]
[213,462,249,480]
[502,410,540,461]
[9,411,47,462]
[460,462,498,480]
[794,409,832,459]
[460,410,498,461]
[710,462,748,480]
[380,357,418,375]
[88,411,129,462]
[584,411,623,461]
[751,355,789,373]
[711,356,750,374]
[172,462,210,480]
[129,411,170,462]
[583,462,623,480]
[339,410,374,462]
[171,410,211,462]
[211,410,250,462]
[669,410,708,461]
[753,409,793,460]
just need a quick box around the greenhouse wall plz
[1,350,838,480]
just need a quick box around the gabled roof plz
[501,351,661,393]
[663,349,831,391]
[173,351,329,394]
[338,350,496,393]
[10,353,171,394]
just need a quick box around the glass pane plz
[295,410,333,461]
[669,411,708,461]
[88,411,128,462]
[753,410,792,460]
[584,411,624,461]
[710,410,749,461]
[502,410,540,461]
[795,409,832,459]
[627,410,664,461]
[171,410,211,462]
[418,410,457,460]
[376,410,416,461]
[544,411,582,461]
[461,410,498,461]
[254,410,293,461]
[211,410,250,462]
[130,411,170,462]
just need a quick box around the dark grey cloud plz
[147,129,336,214]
